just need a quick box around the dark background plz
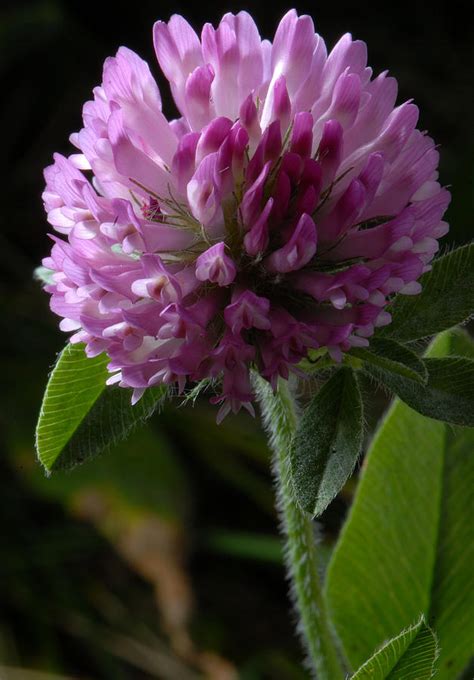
[1,1,473,678]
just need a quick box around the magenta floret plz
[42,10,450,420]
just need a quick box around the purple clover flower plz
[41,10,450,422]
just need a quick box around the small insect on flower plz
[41,10,450,421]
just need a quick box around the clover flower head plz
[42,10,450,421]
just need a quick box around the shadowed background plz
[1,1,473,678]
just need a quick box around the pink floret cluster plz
[42,10,450,421]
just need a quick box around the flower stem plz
[253,374,346,679]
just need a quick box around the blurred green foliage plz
[1,0,472,677]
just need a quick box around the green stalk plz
[253,374,346,679]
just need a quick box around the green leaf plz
[366,356,474,426]
[54,383,167,472]
[427,326,474,360]
[325,331,474,679]
[379,244,474,342]
[290,367,363,517]
[350,337,428,384]
[351,618,438,680]
[36,344,167,472]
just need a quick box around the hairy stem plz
[253,374,346,679]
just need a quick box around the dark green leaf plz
[350,337,428,384]
[53,383,167,471]
[36,344,167,472]
[325,331,474,679]
[351,619,438,680]
[290,367,363,517]
[366,356,474,426]
[379,244,474,342]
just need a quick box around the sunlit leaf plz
[351,618,438,680]
[325,331,474,679]
[36,343,167,472]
